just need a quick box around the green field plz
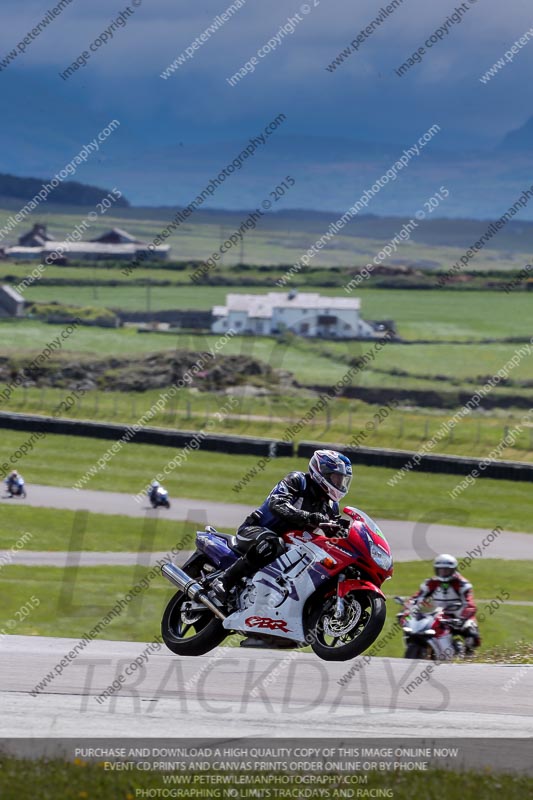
[0,560,530,655]
[0,200,532,270]
[2,319,533,397]
[19,285,533,342]
[2,433,533,532]
[2,384,533,461]
[0,506,199,553]
[3,202,533,270]
[1,759,529,800]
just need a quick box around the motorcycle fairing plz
[222,541,333,642]
[195,530,239,570]
[337,578,386,601]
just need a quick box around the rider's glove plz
[446,618,463,630]
[307,512,331,528]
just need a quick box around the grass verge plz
[0,759,531,800]
[1,561,531,653]
[1,432,533,533]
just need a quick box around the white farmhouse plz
[211,291,377,339]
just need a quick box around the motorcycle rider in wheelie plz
[209,450,352,606]
[408,554,481,653]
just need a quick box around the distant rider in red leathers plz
[409,553,481,653]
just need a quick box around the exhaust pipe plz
[161,563,226,621]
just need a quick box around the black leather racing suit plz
[221,471,341,588]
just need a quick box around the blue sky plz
[1,0,533,213]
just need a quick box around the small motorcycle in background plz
[5,477,26,499]
[149,486,170,509]
[394,596,466,660]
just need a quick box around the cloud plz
[1,0,533,210]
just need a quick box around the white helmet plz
[151,480,160,489]
[433,553,458,581]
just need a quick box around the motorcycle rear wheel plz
[161,558,226,657]
[306,590,386,662]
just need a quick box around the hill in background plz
[0,173,130,208]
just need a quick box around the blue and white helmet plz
[309,449,352,502]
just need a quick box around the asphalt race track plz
[2,636,532,743]
[1,485,532,744]
[2,483,533,562]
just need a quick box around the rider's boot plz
[209,554,255,604]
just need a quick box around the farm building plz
[91,227,143,245]
[211,291,379,339]
[18,223,54,247]
[6,225,169,262]
[0,284,24,317]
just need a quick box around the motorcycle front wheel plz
[405,642,432,659]
[306,590,386,662]
[161,558,226,656]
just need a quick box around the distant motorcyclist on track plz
[408,553,481,653]
[148,480,161,505]
[5,470,26,498]
[148,480,170,509]
[210,449,352,605]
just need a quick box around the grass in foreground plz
[1,431,533,533]
[1,561,530,653]
[0,759,531,800]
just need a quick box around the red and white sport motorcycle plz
[394,597,468,660]
[161,506,393,662]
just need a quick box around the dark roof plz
[91,227,142,244]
